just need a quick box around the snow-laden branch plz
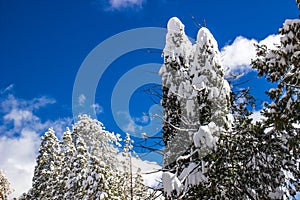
[153,114,198,132]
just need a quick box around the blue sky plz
[0,0,299,197]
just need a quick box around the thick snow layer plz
[162,172,183,197]
[163,17,192,64]
[282,19,300,30]
[178,162,207,187]
[167,17,185,33]
[197,27,219,51]
[193,125,216,150]
[116,154,162,188]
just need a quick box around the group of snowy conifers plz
[160,14,300,199]
[18,115,148,200]
[5,6,299,199]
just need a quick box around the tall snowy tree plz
[160,6,300,199]
[251,17,300,198]
[118,133,148,200]
[120,133,133,199]
[28,128,61,200]
[0,170,12,200]
[133,168,148,200]
[160,16,193,147]
[160,17,232,198]
[72,115,120,169]
[84,155,108,199]
[65,137,89,199]
[54,127,76,199]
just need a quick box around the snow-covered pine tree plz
[133,168,148,200]
[197,7,300,199]
[65,137,89,199]
[251,17,300,198]
[0,170,12,200]
[72,115,120,169]
[54,127,76,199]
[253,20,300,133]
[116,133,148,200]
[190,88,270,199]
[160,17,193,148]
[28,128,61,200]
[84,155,108,199]
[120,133,133,199]
[70,115,122,199]
[160,17,232,198]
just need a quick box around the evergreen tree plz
[160,17,231,199]
[72,115,120,169]
[120,133,133,199]
[251,17,300,198]
[84,155,108,199]
[160,17,194,169]
[118,133,148,200]
[133,168,148,200]
[29,128,61,199]
[65,137,89,199]
[0,170,12,200]
[54,127,76,199]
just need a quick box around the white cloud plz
[0,92,71,198]
[105,0,145,10]
[1,94,56,114]
[220,34,281,74]
[259,34,281,50]
[124,118,139,133]
[91,103,103,114]
[221,36,257,73]
[117,111,143,134]
[78,94,86,106]
[4,109,37,128]
[134,114,150,124]
[0,129,40,198]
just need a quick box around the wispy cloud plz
[100,0,145,11]
[124,117,140,133]
[0,90,71,198]
[0,84,14,94]
[134,113,149,124]
[91,103,103,114]
[221,34,281,74]
[78,94,86,106]
[117,111,142,133]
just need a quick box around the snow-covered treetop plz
[197,27,219,51]
[161,17,192,67]
[167,17,185,34]
[72,115,121,169]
